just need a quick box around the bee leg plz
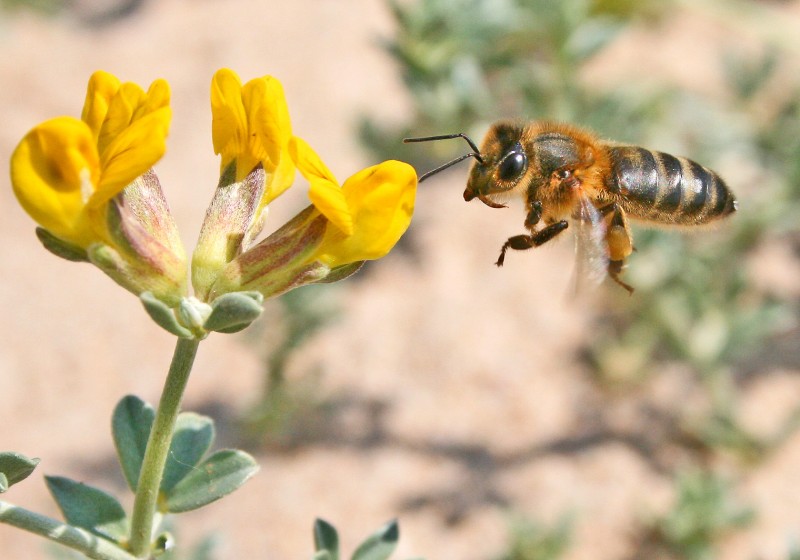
[524,201,543,229]
[608,260,635,295]
[598,204,635,294]
[495,220,568,267]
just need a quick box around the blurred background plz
[1,0,800,558]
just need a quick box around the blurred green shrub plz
[634,470,754,560]
[0,0,63,15]
[494,515,571,560]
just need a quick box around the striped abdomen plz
[607,146,737,225]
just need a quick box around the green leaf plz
[164,449,259,513]
[313,552,335,560]
[314,518,340,560]
[112,395,155,491]
[351,520,399,560]
[0,451,40,492]
[45,476,129,543]
[161,412,215,492]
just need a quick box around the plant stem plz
[127,337,200,557]
[0,500,138,560]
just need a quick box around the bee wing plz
[571,194,609,293]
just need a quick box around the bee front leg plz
[524,200,543,229]
[495,220,569,267]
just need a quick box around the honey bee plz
[405,120,738,293]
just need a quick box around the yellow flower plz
[210,68,294,202]
[291,137,417,267]
[10,70,171,249]
[193,70,296,300]
[208,141,417,301]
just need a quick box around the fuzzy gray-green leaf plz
[112,395,155,492]
[45,476,129,543]
[161,412,215,492]
[351,520,399,560]
[164,449,259,513]
[314,518,340,560]
[0,452,40,492]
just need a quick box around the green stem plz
[127,337,200,557]
[0,500,137,560]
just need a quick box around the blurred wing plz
[571,194,609,294]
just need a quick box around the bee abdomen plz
[608,146,737,224]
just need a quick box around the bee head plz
[403,122,594,209]
[464,122,528,208]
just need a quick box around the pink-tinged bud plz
[207,206,333,301]
[191,164,267,301]
[94,172,188,306]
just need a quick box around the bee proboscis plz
[405,121,738,293]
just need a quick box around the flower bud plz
[91,172,188,306]
[191,164,266,301]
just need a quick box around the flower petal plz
[81,71,121,141]
[10,117,100,246]
[92,107,171,207]
[314,160,417,266]
[289,137,353,235]
[241,77,291,170]
[211,69,253,174]
[96,81,147,156]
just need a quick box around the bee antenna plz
[403,133,484,182]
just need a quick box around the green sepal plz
[140,292,194,338]
[352,520,399,560]
[315,261,364,284]
[112,395,155,492]
[203,291,264,333]
[314,518,340,560]
[177,298,212,338]
[45,476,129,543]
[161,412,215,492]
[163,449,259,513]
[35,227,89,262]
[0,451,40,492]
[314,552,335,560]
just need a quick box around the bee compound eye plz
[498,150,527,182]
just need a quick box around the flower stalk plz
[127,337,200,557]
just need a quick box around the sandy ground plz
[2,1,800,559]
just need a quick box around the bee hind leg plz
[495,220,568,267]
[608,260,634,295]
[598,203,635,294]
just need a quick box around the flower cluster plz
[10,69,417,336]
